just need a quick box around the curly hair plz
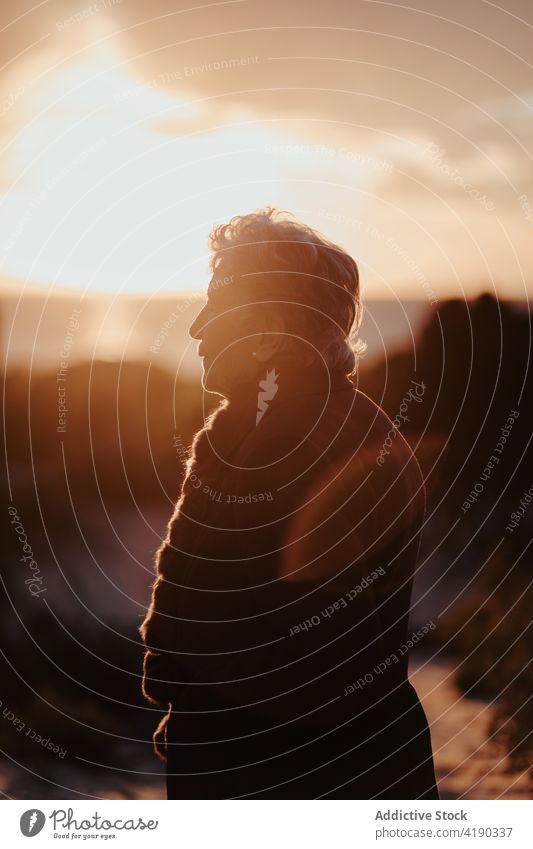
[208,207,365,376]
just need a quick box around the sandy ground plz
[409,656,530,800]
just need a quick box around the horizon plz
[2,286,528,377]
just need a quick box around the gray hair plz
[208,207,366,376]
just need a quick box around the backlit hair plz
[208,207,365,375]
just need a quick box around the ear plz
[254,308,286,363]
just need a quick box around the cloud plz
[0,0,531,297]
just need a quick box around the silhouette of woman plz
[140,207,439,799]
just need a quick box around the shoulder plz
[228,386,389,461]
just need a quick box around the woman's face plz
[188,279,261,397]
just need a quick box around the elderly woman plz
[140,207,438,800]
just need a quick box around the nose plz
[188,304,208,340]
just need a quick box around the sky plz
[0,0,532,302]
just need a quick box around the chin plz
[201,355,255,398]
[201,364,228,397]
[202,379,226,397]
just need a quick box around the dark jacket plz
[140,361,439,799]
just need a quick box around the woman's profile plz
[140,207,439,799]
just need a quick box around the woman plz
[140,207,439,799]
